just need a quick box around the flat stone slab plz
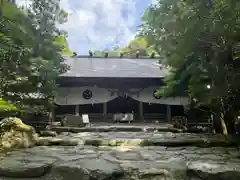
[37,132,239,147]
[1,131,239,179]
[39,131,57,137]
[0,145,240,179]
[0,151,56,178]
[38,137,79,146]
[50,123,183,133]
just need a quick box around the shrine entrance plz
[107,96,139,114]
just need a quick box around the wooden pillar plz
[139,101,143,121]
[166,105,171,122]
[49,105,56,125]
[183,105,188,125]
[103,102,107,121]
[75,105,79,116]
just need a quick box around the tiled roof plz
[61,56,169,78]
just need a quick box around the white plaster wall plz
[55,86,117,105]
[131,86,189,105]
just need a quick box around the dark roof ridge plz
[70,55,161,60]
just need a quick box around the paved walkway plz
[0,132,239,180]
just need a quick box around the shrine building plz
[53,52,189,122]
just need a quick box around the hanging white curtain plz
[131,86,189,105]
[55,86,189,106]
[55,86,118,105]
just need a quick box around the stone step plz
[37,133,240,148]
[50,126,183,133]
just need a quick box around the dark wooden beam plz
[56,77,164,89]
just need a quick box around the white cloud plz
[61,0,137,54]
[16,0,138,54]
[15,0,31,8]
[151,0,158,5]
[77,10,96,27]
[60,0,74,14]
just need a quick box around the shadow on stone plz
[187,169,240,180]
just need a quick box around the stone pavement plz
[50,123,182,133]
[0,132,240,180]
[38,132,238,147]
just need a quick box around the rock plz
[37,137,79,146]
[0,152,56,178]
[120,158,187,180]
[0,117,39,152]
[0,144,239,180]
[50,158,124,180]
[113,151,143,161]
[187,126,210,133]
[172,116,187,129]
[61,114,85,127]
[83,137,237,147]
[166,157,188,179]
[51,121,61,127]
[187,160,240,180]
[51,126,183,133]
[84,139,145,146]
[39,131,57,137]
[45,122,62,129]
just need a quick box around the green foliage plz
[93,48,119,56]
[54,35,73,56]
[0,0,72,115]
[93,37,159,57]
[140,0,240,101]
[121,37,158,56]
[0,98,17,112]
[140,0,240,132]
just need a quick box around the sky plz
[16,0,157,54]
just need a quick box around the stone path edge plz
[50,126,183,133]
[37,137,240,147]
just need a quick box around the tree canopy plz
[0,0,72,115]
[93,37,158,57]
[140,0,240,133]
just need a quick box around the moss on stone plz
[0,117,39,152]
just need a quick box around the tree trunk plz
[212,111,223,134]
[220,112,228,135]
[0,0,3,17]
[224,111,236,134]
